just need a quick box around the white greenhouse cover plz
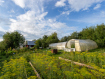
[49,42,67,50]
[49,39,98,52]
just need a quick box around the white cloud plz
[68,0,103,11]
[55,0,66,7]
[9,10,76,40]
[0,39,3,41]
[0,0,4,6]
[9,0,76,40]
[10,9,15,13]
[62,11,70,15]
[0,27,6,32]
[12,0,25,8]
[93,4,101,10]
[55,0,104,14]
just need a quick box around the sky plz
[0,0,105,41]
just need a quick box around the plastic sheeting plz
[49,42,67,50]
[49,39,98,52]
[67,39,98,52]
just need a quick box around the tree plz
[46,32,59,44]
[94,24,105,47]
[70,31,79,39]
[3,31,25,49]
[41,35,48,48]
[34,32,59,49]
[34,38,42,49]
[0,41,7,51]
[60,36,68,42]
[60,31,79,42]
[78,26,95,40]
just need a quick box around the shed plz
[49,39,98,52]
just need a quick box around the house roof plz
[24,41,35,45]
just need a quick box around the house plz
[49,39,98,52]
[23,41,35,48]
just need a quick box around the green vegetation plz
[0,48,105,79]
[0,49,37,79]
[0,24,105,78]
[34,32,59,49]
[0,31,25,51]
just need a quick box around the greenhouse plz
[49,42,67,50]
[49,39,98,52]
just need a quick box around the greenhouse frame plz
[49,39,98,52]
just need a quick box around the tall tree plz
[3,31,25,49]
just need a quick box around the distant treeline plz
[34,23,105,48]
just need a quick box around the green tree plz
[70,31,79,39]
[46,32,59,44]
[60,36,68,42]
[60,31,79,42]
[94,24,105,47]
[0,41,7,51]
[3,31,25,49]
[42,35,48,48]
[78,26,95,40]
[34,38,42,49]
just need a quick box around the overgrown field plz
[0,48,105,79]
